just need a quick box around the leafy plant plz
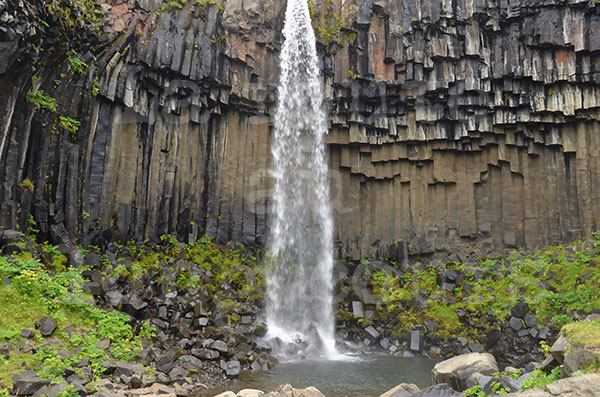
[92,76,100,96]
[540,340,550,356]
[521,367,560,390]
[59,116,81,139]
[464,385,486,397]
[26,90,57,112]
[68,52,88,74]
[57,385,80,397]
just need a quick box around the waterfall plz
[265,0,338,359]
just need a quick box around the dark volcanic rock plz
[38,317,56,336]
[12,371,51,395]
[1,0,600,261]
[511,302,530,319]
[411,384,463,397]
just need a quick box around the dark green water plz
[200,355,437,397]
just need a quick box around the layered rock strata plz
[1,0,600,258]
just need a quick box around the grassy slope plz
[361,232,600,340]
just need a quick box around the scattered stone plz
[511,302,530,319]
[524,314,537,328]
[21,328,33,339]
[157,354,176,373]
[83,281,102,296]
[509,317,523,331]
[211,340,230,355]
[105,291,123,307]
[410,329,422,351]
[363,325,380,340]
[538,327,551,339]
[98,338,111,350]
[224,360,241,377]
[468,343,484,353]
[38,316,56,336]
[352,301,364,318]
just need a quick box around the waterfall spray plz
[265,0,338,359]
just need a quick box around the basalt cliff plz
[1,0,600,259]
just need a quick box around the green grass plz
[0,247,155,389]
[563,319,600,349]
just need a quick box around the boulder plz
[238,390,265,397]
[11,371,51,395]
[410,329,422,351]
[431,352,499,391]
[264,384,325,397]
[511,302,530,319]
[502,374,600,396]
[225,360,241,377]
[549,335,569,364]
[363,325,380,341]
[352,301,365,318]
[214,393,237,397]
[509,317,523,331]
[114,362,146,378]
[410,384,463,397]
[211,340,230,354]
[38,316,56,336]
[562,345,599,377]
[128,383,176,396]
[105,291,123,307]
[379,383,420,397]
[21,328,33,339]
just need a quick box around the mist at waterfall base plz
[264,0,338,359]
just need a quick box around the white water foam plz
[265,0,340,360]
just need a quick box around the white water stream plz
[265,0,338,359]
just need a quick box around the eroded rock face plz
[1,0,600,258]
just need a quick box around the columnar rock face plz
[1,0,600,258]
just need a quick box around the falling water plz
[265,0,338,359]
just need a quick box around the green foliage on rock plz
[363,233,600,342]
[19,178,35,193]
[307,0,352,47]
[521,367,561,390]
[44,0,105,33]
[464,385,486,397]
[157,0,188,13]
[26,90,57,112]
[68,51,88,74]
[59,116,81,139]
